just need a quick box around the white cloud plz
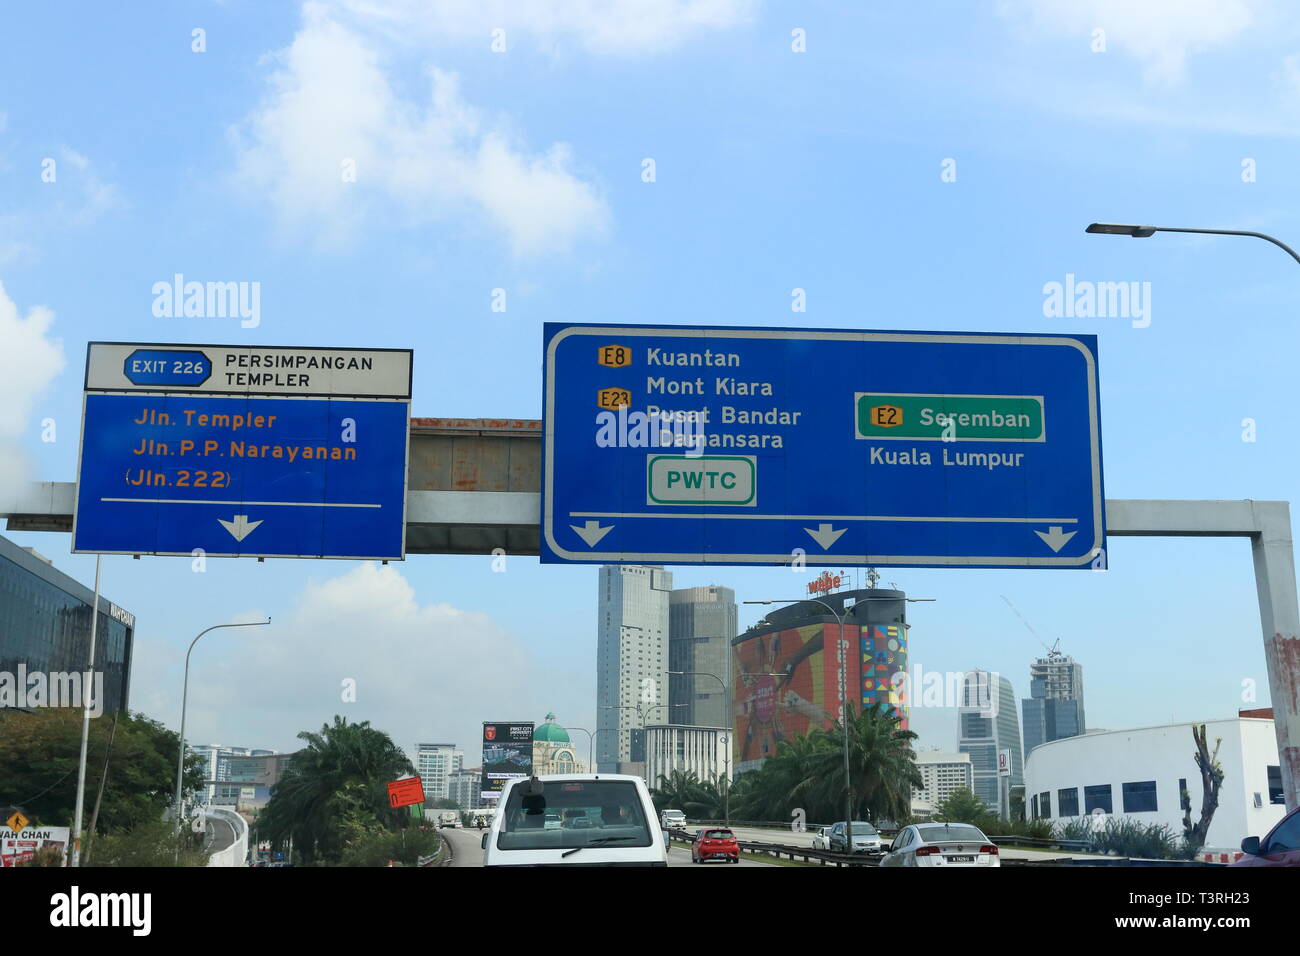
[233,3,614,254]
[142,563,541,757]
[58,149,123,226]
[999,0,1261,86]
[332,0,757,55]
[0,282,65,505]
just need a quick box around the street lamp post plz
[744,592,934,850]
[600,703,646,782]
[1087,220,1300,815]
[746,598,854,845]
[173,619,271,855]
[1085,222,1300,266]
[667,670,731,823]
[566,726,595,773]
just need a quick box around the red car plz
[692,828,740,864]
[1232,804,1300,866]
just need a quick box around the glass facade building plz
[597,565,672,773]
[0,534,134,714]
[958,670,1023,809]
[1021,653,1086,756]
[668,585,736,729]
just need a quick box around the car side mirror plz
[1240,835,1260,855]
[481,833,489,850]
[663,830,671,847]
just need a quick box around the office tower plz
[1022,652,1086,756]
[913,751,975,812]
[415,743,462,801]
[596,565,672,773]
[668,585,737,729]
[0,534,135,715]
[958,670,1023,809]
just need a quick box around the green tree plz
[651,770,727,819]
[0,709,204,833]
[729,703,921,826]
[83,818,209,867]
[253,716,415,864]
[933,787,990,825]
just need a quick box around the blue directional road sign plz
[541,324,1105,568]
[74,343,412,560]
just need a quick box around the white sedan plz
[812,826,831,850]
[879,822,1000,867]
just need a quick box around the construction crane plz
[1000,595,1064,660]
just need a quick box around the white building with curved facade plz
[1023,715,1286,850]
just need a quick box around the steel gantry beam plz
[3,418,1298,809]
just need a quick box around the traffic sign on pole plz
[73,342,412,560]
[542,324,1104,568]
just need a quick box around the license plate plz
[946,855,974,863]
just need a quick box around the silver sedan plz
[879,822,1001,867]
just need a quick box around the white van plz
[481,774,669,867]
[660,809,687,830]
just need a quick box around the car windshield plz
[917,824,987,844]
[497,780,652,851]
[704,830,734,840]
[849,822,877,834]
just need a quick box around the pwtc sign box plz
[73,342,412,560]
[542,323,1104,569]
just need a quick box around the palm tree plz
[651,769,719,819]
[815,702,922,823]
[255,716,415,864]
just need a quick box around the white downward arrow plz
[218,514,263,542]
[804,523,846,550]
[1034,525,1077,553]
[571,520,614,548]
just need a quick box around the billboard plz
[1,826,70,867]
[734,624,846,770]
[733,617,909,773]
[480,722,534,800]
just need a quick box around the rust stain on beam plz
[407,417,541,493]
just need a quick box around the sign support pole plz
[69,553,101,867]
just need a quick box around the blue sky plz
[2,0,1298,760]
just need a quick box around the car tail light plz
[980,845,999,855]
[915,846,938,856]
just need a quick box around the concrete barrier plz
[205,808,249,867]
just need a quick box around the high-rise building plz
[668,585,736,728]
[191,744,282,806]
[958,670,1023,809]
[0,534,135,715]
[447,769,480,810]
[415,743,462,801]
[731,587,910,776]
[912,751,974,815]
[1022,652,1086,756]
[645,724,730,789]
[597,565,672,773]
